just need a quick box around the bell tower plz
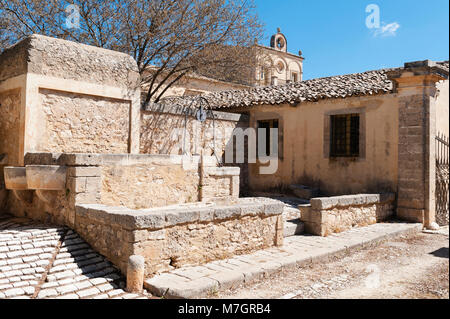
[270,27,288,53]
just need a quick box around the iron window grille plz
[330,114,360,157]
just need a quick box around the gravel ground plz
[217,227,449,299]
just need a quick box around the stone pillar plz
[388,61,447,228]
[66,166,101,228]
[275,215,284,247]
[126,255,145,293]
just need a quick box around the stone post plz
[275,215,284,247]
[387,61,447,229]
[126,255,145,293]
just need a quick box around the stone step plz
[288,184,319,200]
[284,219,304,237]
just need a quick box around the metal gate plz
[435,132,449,225]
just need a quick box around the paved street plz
[218,227,449,299]
[0,216,149,299]
[145,221,423,298]
[2,213,447,300]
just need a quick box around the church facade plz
[155,29,304,98]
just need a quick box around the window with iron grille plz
[330,114,360,157]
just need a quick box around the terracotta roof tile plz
[161,61,448,110]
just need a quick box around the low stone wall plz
[99,155,201,209]
[5,152,240,225]
[299,193,395,236]
[75,197,284,276]
[140,103,250,194]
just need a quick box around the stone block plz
[397,207,424,223]
[66,177,86,193]
[57,153,102,166]
[205,166,240,177]
[303,221,323,236]
[26,165,67,190]
[310,197,338,210]
[67,167,101,177]
[207,270,244,290]
[213,206,241,220]
[133,212,166,230]
[74,190,100,205]
[197,207,214,222]
[24,153,59,165]
[239,203,264,216]
[165,210,199,226]
[3,167,27,190]
[264,202,284,216]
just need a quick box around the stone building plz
[164,61,449,228]
[0,35,284,276]
[151,28,304,99]
[253,28,304,86]
[0,34,448,285]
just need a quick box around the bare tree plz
[0,0,263,104]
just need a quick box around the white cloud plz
[373,22,400,37]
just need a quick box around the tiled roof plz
[160,61,449,110]
[435,60,449,75]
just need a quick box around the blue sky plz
[255,0,449,80]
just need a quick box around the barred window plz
[330,114,359,157]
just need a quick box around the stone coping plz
[75,197,284,231]
[203,166,240,176]
[309,193,395,210]
[24,152,218,167]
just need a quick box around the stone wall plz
[5,153,240,225]
[388,62,447,226]
[140,104,247,157]
[26,34,139,88]
[235,93,399,196]
[299,193,395,236]
[0,89,22,166]
[0,34,141,163]
[101,160,200,210]
[38,89,131,153]
[0,88,22,210]
[200,166,240,202]
[0,38,29,82]
[75,197,284,276]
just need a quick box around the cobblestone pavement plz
[0,215,149,299]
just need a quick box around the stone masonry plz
[74,197,284,277]
[299,194,395,237]
[388,61,448,227]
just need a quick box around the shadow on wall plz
[0,165,7,211]
[140,111,187,155]
[221,121,251,195]
[140,111,238,156]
